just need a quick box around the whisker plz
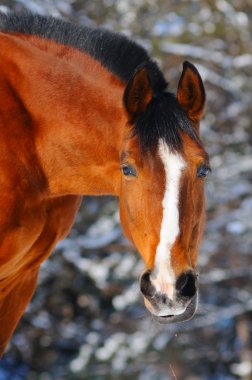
[169,364,178,380]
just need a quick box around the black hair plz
[133,93,201,152]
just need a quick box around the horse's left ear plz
[123,64,153,120]
[177,61,205,124]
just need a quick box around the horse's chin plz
[151,294,198,324]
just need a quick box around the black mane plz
[0,11,200,152]
[0,12,166,92]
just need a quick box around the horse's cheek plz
[119,196,133,242]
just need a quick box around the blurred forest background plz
[0,0,252,379]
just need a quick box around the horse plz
[0,11,210,356]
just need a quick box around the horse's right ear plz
[123,64,153,120]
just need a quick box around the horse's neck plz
[0,32,126,197]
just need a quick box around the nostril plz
[176,272,197,299]
[161,294,167,304]
[140,270,155,298]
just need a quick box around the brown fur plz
[0,32,207,355]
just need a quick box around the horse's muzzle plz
[151,293,198,324]
[140,270,198,323]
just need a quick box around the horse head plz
[119,61,209,322]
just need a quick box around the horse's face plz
[119,62,209,322]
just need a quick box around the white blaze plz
[152,140,186,299]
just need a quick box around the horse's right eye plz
[122,164,137,177]
[197,164,211,178]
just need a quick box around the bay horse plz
[0,11,210,355]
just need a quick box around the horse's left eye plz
[122,164,137,177]
[197,164,211,178]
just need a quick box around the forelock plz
[133,92,202,153]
